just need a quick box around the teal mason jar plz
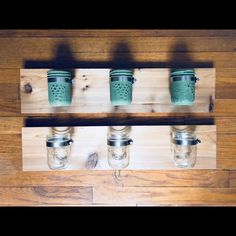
[170,69,199,106]
[109,69,136,106]
[47,70,73,107]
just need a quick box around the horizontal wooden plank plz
[0,69,19,83]
[216,118,236,133]
[22,125,216,171]
[93,186,236,206]
[216,87,236,99]
[229,171,236,187]
[0,30,235,38]
[20,68,215,114]
[0,170,228,187]
[0,37,235,56]
[3,99,235,117]
[0,117,23,134]
[216,68,236,86]
[0,186,92,206]
[0,51,236,69]
[0,84,20,116]
[218,159,236,170]
[0,134,21,154]
[215,99,236,116]
[0,154,21,174]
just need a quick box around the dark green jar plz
[47,70,73,107]
[170,69,199,106]
[109,69,135,106]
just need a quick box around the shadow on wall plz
[24,41,213,68]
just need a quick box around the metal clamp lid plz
[171,76,200,83]
[110,76,136,84]
[173,138,201,146]
[46,137,73,147]
[48,77,73,83]
[107,138,133,147]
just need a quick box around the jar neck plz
[108,126,131,139]
[52,127,72,135]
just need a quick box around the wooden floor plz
[0,30,236,206]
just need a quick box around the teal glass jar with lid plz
[170,69,199,105]
[47,70,73,107]
[109,69,136,106]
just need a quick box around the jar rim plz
[47,70,72,78]
[110,69,133,77]
[171,69,195,77]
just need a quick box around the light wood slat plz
[93,186,236,206]
[0,186,92,206]
[0,30,235,37]
[20,68,215,114]
[0,170,229,187]
[22,125,216,171]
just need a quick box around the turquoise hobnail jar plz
[47,70,72,107]
[170,69,199,106]
[109,69,135,106]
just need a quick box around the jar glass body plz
[170,69,197,106]
[173,144,197,168]
[47,70,72,107]
[110,70,134,106]
[172,129,199,168]
[107,126,132,169]
[46,133,72,170]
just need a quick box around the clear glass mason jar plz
[109,69,136,106]
[107,126,133,169]
[172,127,201,168]
[170,69,199,106]
[46,129,73,170]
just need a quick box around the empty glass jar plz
[170,69,199,105]
[46,128,73,170]
[47,70,73,107]
[109,69,136,106]
[172,127,201,168]
[107,126,133,169]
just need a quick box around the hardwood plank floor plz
[0,30,236,205]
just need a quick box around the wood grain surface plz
[20,68,215,114]
[0,30,235,205]
[22,125,216,171]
